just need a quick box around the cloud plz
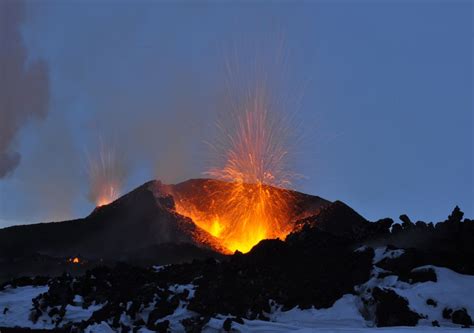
[0,0,50,178]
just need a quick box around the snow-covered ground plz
[1,247,473,332]
[0,285,49,329]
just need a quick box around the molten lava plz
[174,182,294,253]
[173,85,296,253]
[68,257,80,264]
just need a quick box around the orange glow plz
[95,185,118,207]
[86,139,126,207]
[174,182,294,253]
[173,85,296,253]
[68,257,80,264]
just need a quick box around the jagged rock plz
[28,308,42,323]
[442,307,453,319]
[153,320,170,333]
[223,318,233,331]
[432,320,440,327]
[372,287,420,327]
[295,201,372,241]
[89,303,123,324]
[186,231,373,318]
[373,218,394,233]
[426,298,437,307]
[415,221,428,230]
[391,223,402,233]
[181,316,210,333]
[399,214,413,228]
[121,324,131,333]
[132,318,145,327]
[452,308,472,327]
[448,206,464,224]
[223,316,245,331]
[147,301,176,327]
[126,300,141,319]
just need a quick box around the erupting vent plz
[170,85,297,253]
[173,182,294,253]
[86,140,127,207]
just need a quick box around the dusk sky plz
[0,0,472,227]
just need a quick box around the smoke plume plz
[0,0,50,178]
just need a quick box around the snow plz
[0,286,104,329]
[203,317,468,332]
[269,294,366,328]
[62,302,103,323]
[357,258,474,328]
[1,251,473,332]
[153,264,170,272]
[0,285,49,329]
[169,283,196,299]
[84,322,115,333]
[390,266,474,327]
[373,246,405,264]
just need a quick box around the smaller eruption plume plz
[86,139,127,207]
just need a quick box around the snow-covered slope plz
[1,247,473,332]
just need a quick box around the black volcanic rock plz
[452,308,473,327]
[399,214,413,228]
[365,207,474,275]
[426,298,437,307]
[147,299,178,325]
[447,206,464,224]
[443,307,453,319]
[0,181,205,260]
[294,200,393,241]
[372,287,421,327]
[23,222,374,328]
[184,231,373,318]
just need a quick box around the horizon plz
[0,176,470,228]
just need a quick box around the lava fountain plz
[86,140,127,207]
[173,82,298,253]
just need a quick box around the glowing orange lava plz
[68,257,80,264]
[174,85,296,253]
[95,185,119,207]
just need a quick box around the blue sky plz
[0,1,472,226]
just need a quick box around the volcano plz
[0,178,329,281]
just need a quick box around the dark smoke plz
[0,0,50,178]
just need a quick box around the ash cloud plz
[0,0,50,178]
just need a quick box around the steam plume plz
[0,0,50,178]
